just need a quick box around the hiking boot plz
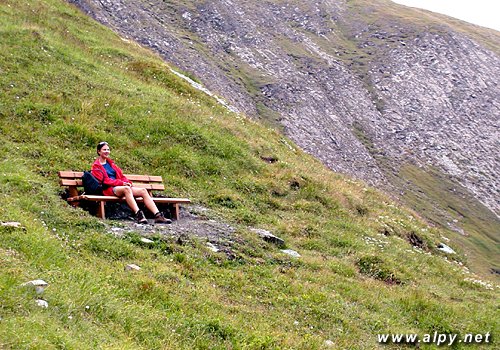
[135,210,148,224]
[154,212,172,224]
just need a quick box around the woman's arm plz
[91,164,126,187]
[112,162,132,185]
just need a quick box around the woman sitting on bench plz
[92,141,171,224]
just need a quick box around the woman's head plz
[96,141,110,157]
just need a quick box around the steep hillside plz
[0,0,498,349]
[67,0,500,277]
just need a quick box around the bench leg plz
[173,203,180,221]
[97,201,106,219]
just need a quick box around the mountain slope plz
[68,0,500,278]
[0,0,498,348]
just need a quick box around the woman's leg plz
[130,187,159,214]
[128,187,171,224]
[113,186,140,213]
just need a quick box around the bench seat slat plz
[60,179,80,186]
[125,175,162,182]
[58,171,83,178]
[60,179,165,190]
[134,184,165,190]
[67,195,191,204]
[58,171,162,183]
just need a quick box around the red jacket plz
[91,158,131,196]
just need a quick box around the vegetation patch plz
[357,255,403,285]
[406,231,427,250]
[394,164,500,277]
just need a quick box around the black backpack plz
[82,171,103,195]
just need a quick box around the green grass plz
[0,0,498,349]
[351,121,499,279]
[394,165,500,278]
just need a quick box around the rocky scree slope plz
[68,0,499,249]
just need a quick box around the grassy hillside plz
[0,0,497,349]
[340,0,500,279]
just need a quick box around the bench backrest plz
[58,171,165,197]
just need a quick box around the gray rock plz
[1,221,22,228]
[324,340,335,347]
[125,264,141,271]
[206,242,220,252]
[35,299,49,308]
[22,279,49,295]
[251,228,285,247]
[281,249,301,258]
[437,243,456,254]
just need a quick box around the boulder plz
[281,249,301,258]
[251,228,285,247]
[22,279,49,295]
[125,264,141,271]
[437,243,456,254]
[35,299,49,308]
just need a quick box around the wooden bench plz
[59,171,190,220]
